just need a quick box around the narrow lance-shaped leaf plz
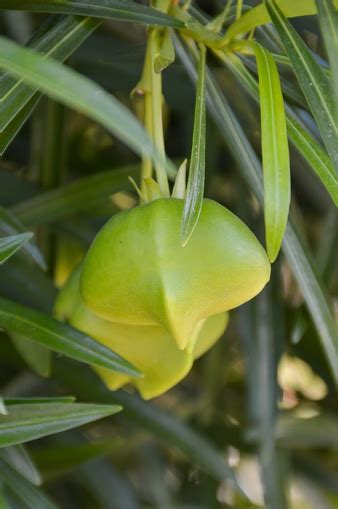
[0,487,9,509]
[0,206,46,269]
[55,360,240,488]
[77,457,140,509]
[316,0,338,107]
[189,8,338,202]
[0,15,102,155]
[0,0,184,28]
[0,94,40,155]
[0,297,141,377]
[223,0,338,43]
[0,16,102,133]
[0,445,41,486]
[0,36,175,178]
[0,233,33,264]
[221,51,338,204]
[181,44,206,246]
[266,0,338,177]
[0,460,57,509]
[255,279,288,508]
[4,397,75,405]
[252,42,290,262]
[0,402,121,447]
[174,34,338,383]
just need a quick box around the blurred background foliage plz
[0,1,337,508]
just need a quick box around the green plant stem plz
[236,0,243,20]
[140,0,171,197]
[137,21,170,197]
[149,30,170,197]
[141,92,153,186]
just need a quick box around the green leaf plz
[32,441,118,480]
[76,459,140,509]
[252,42,290,262]
[0,233,33,264]
[222,52,338,205]
[12,165,139,227]
[174,35,338,383]
[0,36,175,179]
[0,460,57,509]
[181,44,206,246]
[0,206,46,270]
[55,360,241,488]
[0,16,102,132]
[277,413,338,448]
[266,0,338,177]
[10,333,52,378]
[283,219,338,382]
[0,445,41,485]
[0,488,10,509]
[0,257,57,313]
[0,0,184,28]
[224,0,332,42]
[4,397,75,405]
[0,94,40,156]
[316,0,338,107]
[0,402,121,448]
[0,297,141,377]
[285,109,338,205]
[254,282,287,509]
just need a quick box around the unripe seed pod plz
[81,198,270,350]
[55,264,228,399]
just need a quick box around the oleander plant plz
[0,1,337,508]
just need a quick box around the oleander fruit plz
[55,264,229,399]
[80,198,270,351]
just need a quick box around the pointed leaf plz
[254,283,287,508]
[174,34,338,383]
[0,445,41,486]
[0,206,46,269]
[0,233,33,264]
[316,0,338,106]
[0,403,121,448]
[0,94,40,155]
[0,297,141,377]
[0,460,57,509]
[55,360,240,488]
[266,0,338,177]
[222,52,338,204]
[252,42,290,262]
[224,0,335,42]
[0,0,184,28]
[181,44,206,246]
[0,36,175,178]
[0,16,102,132]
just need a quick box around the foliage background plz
[0,1,337,508]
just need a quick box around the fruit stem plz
[149,29,170,197]
[138,1,171,198]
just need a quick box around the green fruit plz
[55,264,228,399]
[80,198,270,350]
